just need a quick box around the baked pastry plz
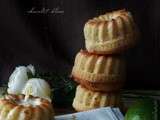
[84,9,139,54]
[72,85,121,111]
[71,50,125,92]
[0,94,54,120]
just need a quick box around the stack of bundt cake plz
[71,9,139,111]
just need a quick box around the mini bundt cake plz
[84,9,139,54]
[0,94,54,120]
[71,50,126,92]
[72,85,122,111]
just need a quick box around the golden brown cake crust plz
[71,50,125,91]
[73,76,124,92]
[85,34,137,55]
[0,94,54,120]
[84,9,139,54]
[72,85,122,111]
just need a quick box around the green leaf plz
[0,87,7,98]
[27,71,34,79]
[34,72,77,106]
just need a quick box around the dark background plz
[0,0,159,89]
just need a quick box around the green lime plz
[125,99,159,120]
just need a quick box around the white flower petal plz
[27,64,35,75]
[8,66,29,94]
[22,78,51,101]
